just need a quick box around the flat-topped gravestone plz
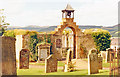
[98,56,103,69]
[0,36,16,76]
[45,55,57,73]
[37,43,51,61]
[19,49,29,69]
[88,49,99,75]
[106,48,114,63]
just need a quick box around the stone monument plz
[88,49,99,75]
[19,48,29,69]
[0,36,16,76]
[37,43,51,61]
[45,55,57,73]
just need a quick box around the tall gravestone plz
[0,36,16,76]
[98,56,103,69]
[19,48,29,69]
[106,48,114,63]
[64,49,73,72]
[88,49,99,75]
[45,55,57,73]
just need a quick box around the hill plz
[7,25,120,37]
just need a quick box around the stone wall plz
[16,34,30,66]
[78,34,96,58]
[0,36,16,76]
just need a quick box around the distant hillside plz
[7,25,103,32]
[7,25,120,37]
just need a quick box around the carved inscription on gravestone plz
[40,49,47,59]
[56,39,62,48]
[20,49,29,69]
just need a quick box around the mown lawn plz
[18,59,111,76]
[17,68,109,75]
[30,61,65,67]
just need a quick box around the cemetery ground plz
[17,59,110,75]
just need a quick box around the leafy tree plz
[84,29,111,51]
[3,30,15,37]
[29,33,38,61]
[0,9,9,36]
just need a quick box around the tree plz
[0,9,9,36]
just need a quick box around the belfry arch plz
[51,4,84,59]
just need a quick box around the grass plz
[29,61,65,67]
[17,59,111,76]
[17,68,109,75]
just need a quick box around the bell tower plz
[62,4,74,18]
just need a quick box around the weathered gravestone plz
[98,56,103,69]
[88,49,99,75]
[19,49,29,69]
[64,49,74,72]
[45,55,57,73]
[106,48,114,63]
[37,43,51,61]
[0,36,16,76]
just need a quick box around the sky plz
[0,0,119,27]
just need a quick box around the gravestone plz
[88,49,99,75]
[19,49,29,69]
[98,56,103,69]
[45,55,57,73]
[64,49,73,72]
[37,43,51,61]
[0,36,16,76]
[106,48,114,63]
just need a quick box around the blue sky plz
[0,0,119,27]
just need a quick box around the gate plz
[109,48,120,77]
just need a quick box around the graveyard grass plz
[17,68,109,75]
[17,59,110,75]
[30,61,65,67]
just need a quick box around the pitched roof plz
[65,4,74,10]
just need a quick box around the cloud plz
[0,0,119,26]
[74,0,118,26]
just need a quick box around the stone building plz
[51,4,95,59]
[110,37,120,51]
